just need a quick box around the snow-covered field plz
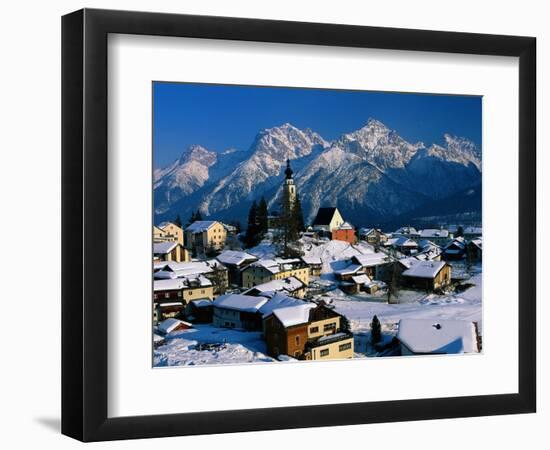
[154,325,275,367]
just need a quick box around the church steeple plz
[283,159,296,207]
[285,158,293,180]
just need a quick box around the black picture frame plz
[62,8,536,442]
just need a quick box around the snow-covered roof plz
[272,303,317,328]
[248,257,303,274]
[420,229,449,238]
[394,226,420,236]
[336,222,354,230]
[316,332,349,344]
[153,333,165,343]
[156,260,221,278]
[186,220,218,232]
[154,278,185,291]
[352,253,389,267]
[402,261,448,279]
[158,318,192,334]
[301,255,322,265]
[190,298,213,308]
[351,274,372,285]
[463,226,482,235]
[216,250,257,266]
[469,238,482,250]
[213,294,268,313]
[153,241,179,254]
[258,292,306,317]
[393,237,418,247]
[334,264,363,276]
[397,319,479,354]
[445,237,466,250]
[245,276,304,296]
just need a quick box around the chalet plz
[216,250,258,286]
[263,302,353,360]
[153,241,190,263]
[311,207,345,234]
[351,253,391,278]
[301,255,323,277]
[185,298,214,324]
[393,226,421,240]
[386,236,419,255]
[332,222,356,244]
[419,229,450,246]
[359,228,388,245]
[154,260,229,296]
[463,226,482,240]
[185,220,227,254]
[333,263,364,281]
[340,273,372,295]
[467,238,482,262]
[243,276,306,298]
[212,294,269,330]
[157,318,193,335]
[397,319,480,355]
[153,275,214,306]
[417,240,443,261]
[401,260,451,291]
[443,237,467,260]
[157,221,185,245]
[154,301,185,323]
[241,258,309,289]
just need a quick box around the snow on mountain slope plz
[340,118,424,170]
[153,120,481,226]
[198,123,329,215]
[153,145,217,214]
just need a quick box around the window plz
[310,326,319,334]
[339,342,352,352]
[295,335,300,346]
[324,322,336,332]
[164,293,170,299]
[320,349,329,357]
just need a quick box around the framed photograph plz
[62,8,536,442]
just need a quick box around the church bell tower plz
[283,158,297,207]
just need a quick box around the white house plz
[397,318,480,355]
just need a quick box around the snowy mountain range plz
[153,119,482,227]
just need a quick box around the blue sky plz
[153,82,482,168]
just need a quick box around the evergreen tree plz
[244,201,259,248]
[186,211,197,227]
[370,315,381,344]
[195,209,203,221]
[174,214,182,229]
[257,196,269,236]
[456,225,464,237]
[292,194,305,232]
[274,187,302,257]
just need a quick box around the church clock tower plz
[283,159,296,207]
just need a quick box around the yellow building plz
[308,334,354,360]
[158,222,185,245]
[241,258,309,289]
[153,241,190,263]
[185,220,227,254]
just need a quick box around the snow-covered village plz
[151,84,482,367]
[153,159,482,367]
